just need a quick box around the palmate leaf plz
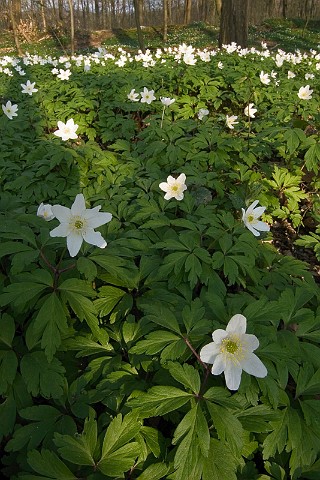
[128,386,192,418]
[206,402,244,457]
[172,404,210,480]
[27,293,68,361]
[202,438,238,480]
[135,462,170,480]
[27,449,76,480]
[20,351,65,399]
[129,330,181,355]
[97,412,141,477]
[167,362,201,395]
[6,405,76,452]
[54,410,97,466]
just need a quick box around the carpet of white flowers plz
[0,42,320,480]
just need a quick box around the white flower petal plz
[66,231,83,257]
[199,342,220,364]
[212,329,228,344]
[247,200,260,213]
[226,314,247,334]
[224,362,242,390]
[255,221,270,232]
[159,182,169,192]
[252,206,266,217]
[71,194,86,215]
[83,229,107,248]
[243,333,260,351]
[50,223,71,238]
[86,211,112,228]
[246,224,261,236]
[211,354,226,375]
[240,353,267,378]
[51,205,71,223]
[176,173,186,183]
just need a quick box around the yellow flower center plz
[74,220,84,229]
[171,185,179,191]
[247,214,255,223]
[221,338,239,354]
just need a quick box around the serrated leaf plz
[27,449,76,480]
[20,351,65,399]
[167,362,201,394]
[135,462,170,480]
[0,349,18,394]
[94,285,126,317]
[98,442,141,476]
[202,438,238,480]
[129,331,180,355]
[31,293,68,361]
[128,386,192,418]
[0,394,16,440]
[206,402,244,456]
[76,256,97,281]
[0,313,15,347]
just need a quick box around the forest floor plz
[1,18,320,56]
[0,19,319,283]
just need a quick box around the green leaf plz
[304,142,320,174]
[0,313,16,347]
[129,331,180,355]
[0,349,18,394]
[206,402,244,456]
[54,411,97,466]
[128,386,192,417]
[94,285,126,317]
[6,405,76,452]
[135,463,170,480]
[0,281,48,308]
[20,351,65,399]
[262,408,288,459]
[30,293,68,361]
[202,438,238,480]
[97,412,141,476]
[0,394,16,440]
[27,449,76,480]
[167,362,201,394]
[140,304,181,334]
[76,256,98,281]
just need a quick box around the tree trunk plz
[282,0,287,18]
[67,0,74,54]
[9,0,22,55]
[163,0,168,41]
[133,0,145,52]
[183,0,191,24]
[215,0,222,16]
[219,0,249,48]
[39,0,47,31]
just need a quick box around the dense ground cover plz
[0,40,320,479]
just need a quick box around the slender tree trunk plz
[39,0,47,31]
[58,0,63,21]
[219,0,249,48]
[9,0,22,55]
[67,0,74,54]
[133,0,145,52]
[215,0,222,16]
[167,0,172,23]
[163,0,168,41]
[282,0,287,18]
[183,0,191,24]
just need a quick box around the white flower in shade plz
[200,314,267,391]
[242,200,270,236]
[287,71,296,79]
[127,88,139,102]
[37,202,55,221]
[226,114,238,129]
[298,85,313,100]
[2,100,18,119]
[160,97,175,107]
[50,194,112,257]
[54,119,79,141]
[218,61,224,69]
[140,87,156,104]
[159,173,187,201]
[244,103,257,118]
[197,108,209,120]
[51,68,59,75]
[21,80,38,95]
[259,71,270,84]
[305,73,314,80]
[57,68,71,80]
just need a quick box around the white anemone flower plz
[2,100,18,119]
[160,97,175,107]
[54,118,79,141]
[37,202,55,221]
[127,88,140,102]
[259,71,270,85]
[159,173,187,201]
[200,314,267,390]
[21,80,38,96]
[298,85,313,100]
[140,87,156,104]
[244,103,257,118]
[57,68,71,80]
[226,114,238,129]
[197,108,209,120]
[242,200,270,236]
[50,194,112,257]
